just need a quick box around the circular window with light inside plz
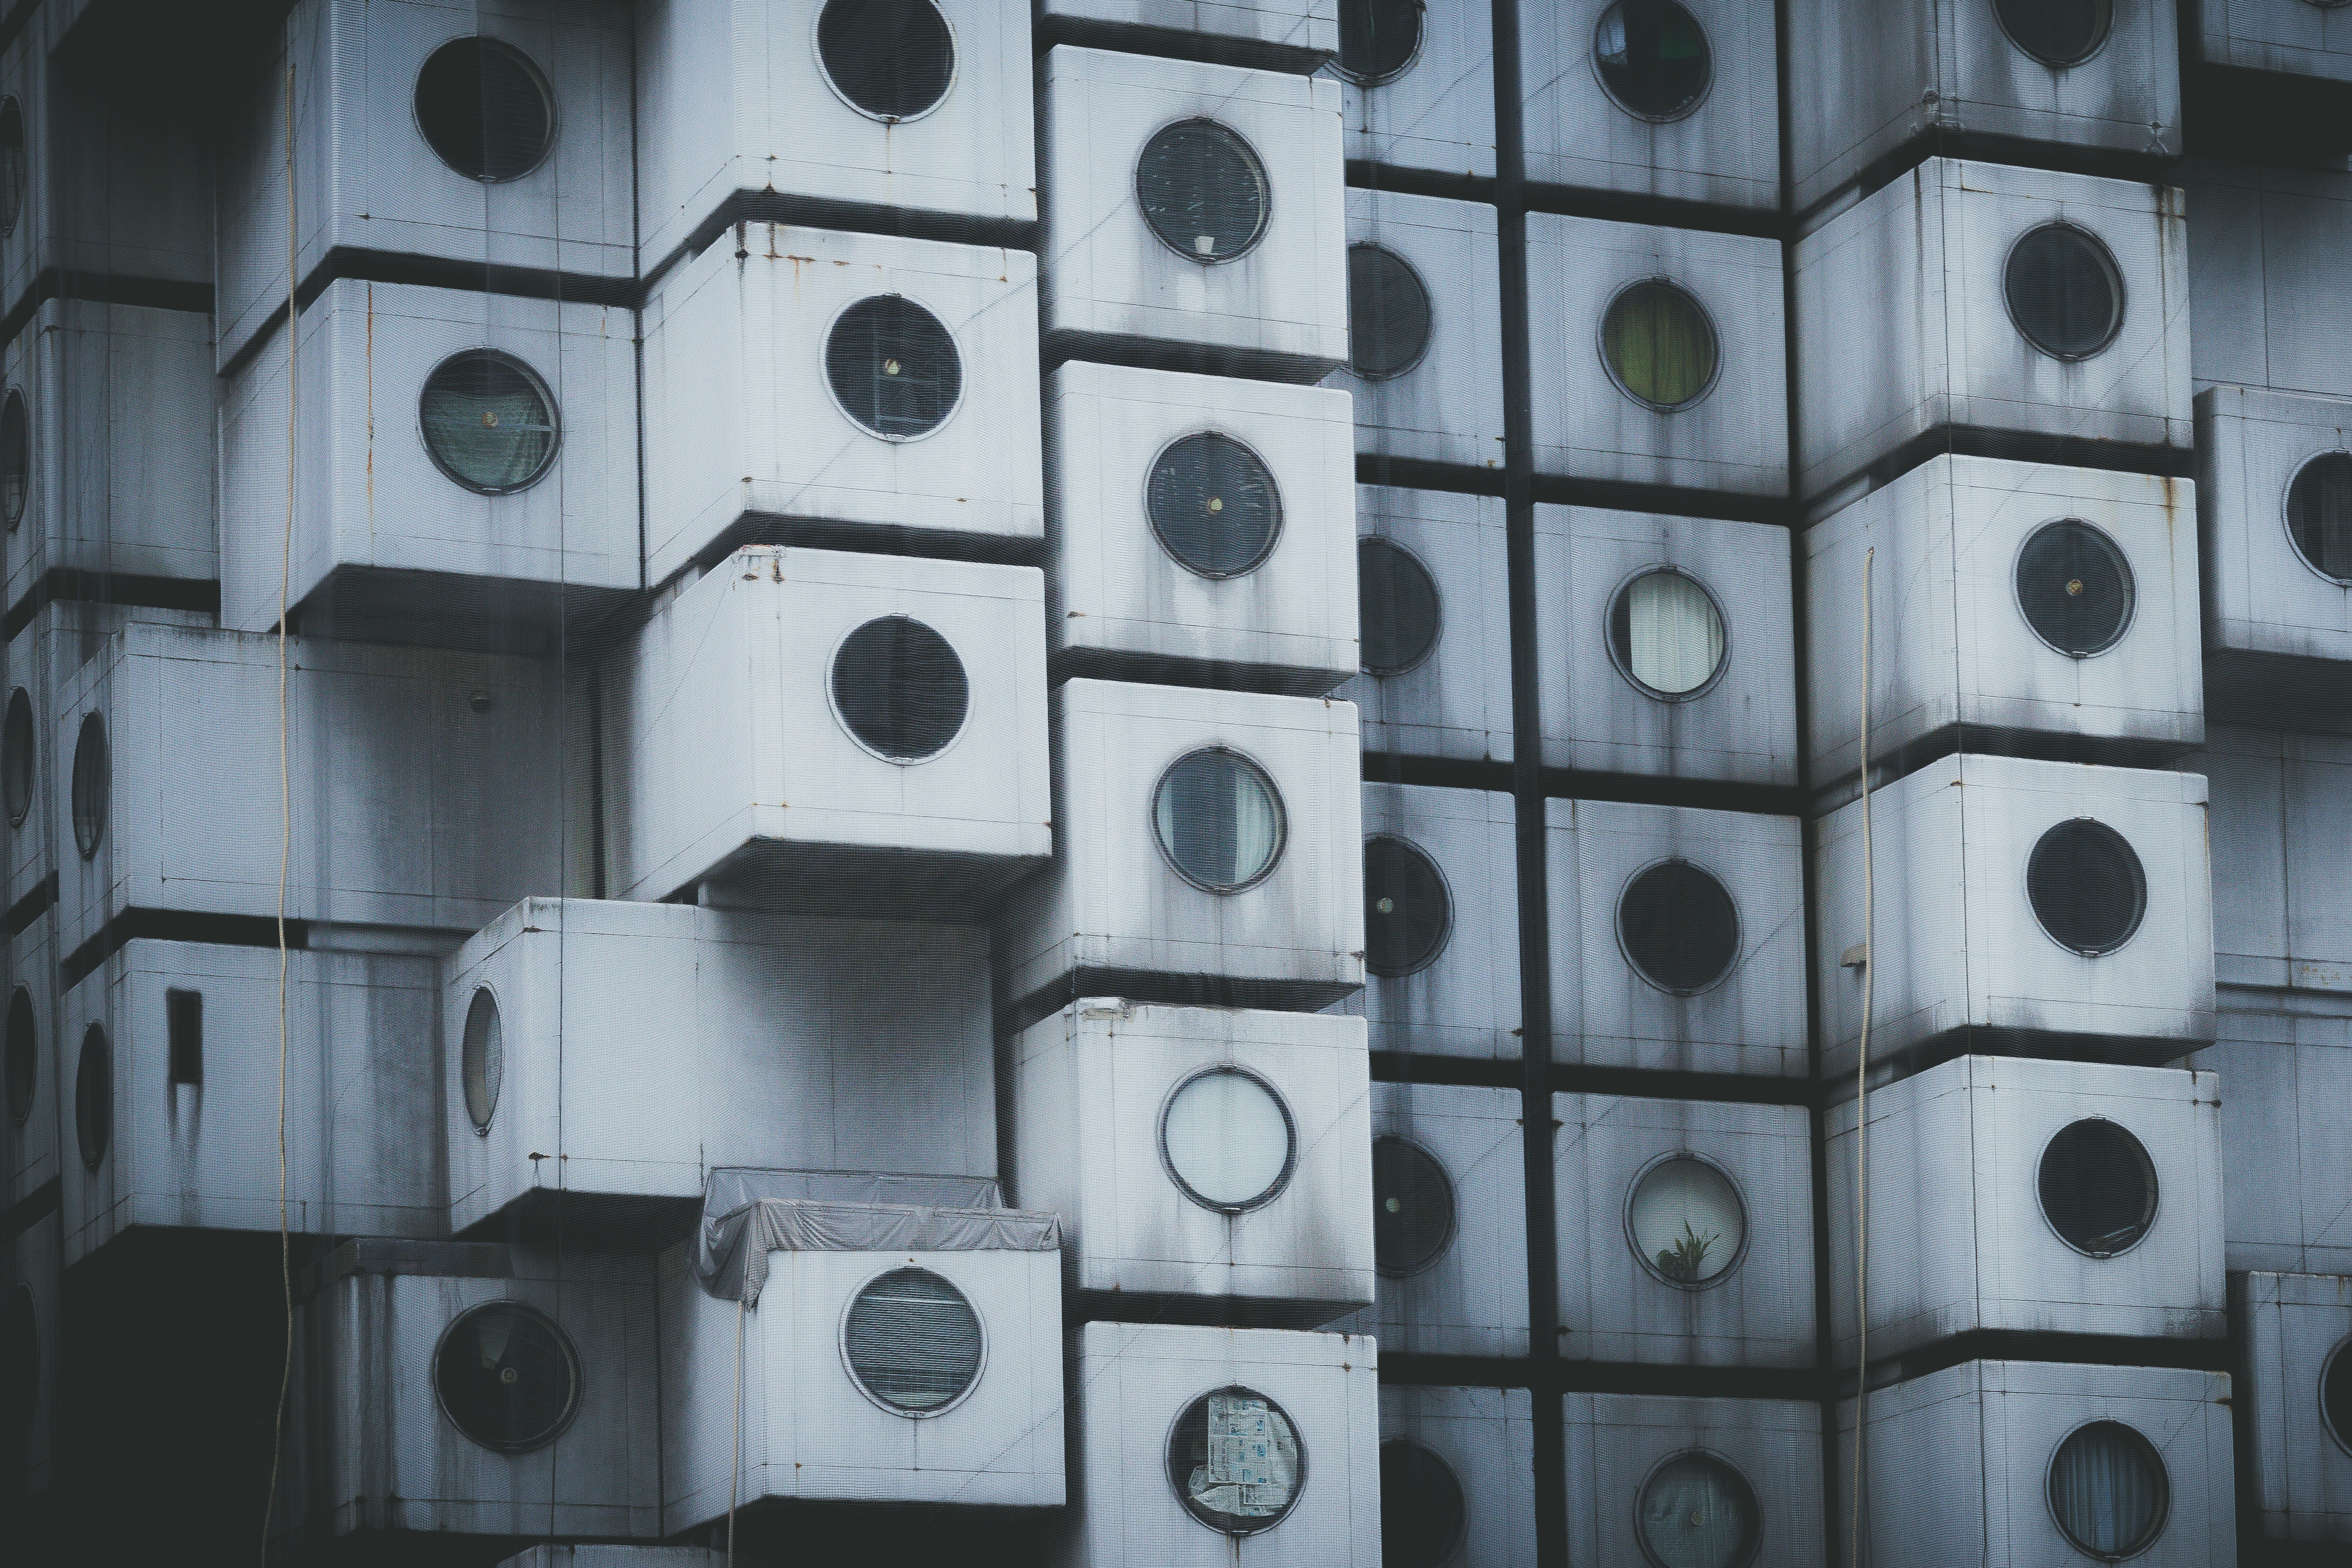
[1626,1154,1748,1288]
[2026,818,2146,957]
[815,0,957,123]
[5,985,34,1130]
[70,712,106,861]
[1136,119,1271,265]
[826,294,964,441]
[2005,223,2125,361]
[1372,1135,1456,1277]
[461,986,502,1134]
[1637,1451,1761,1568]
[1364,834,1452,978]
[1594,0,1713,123]
[1,387,28,531]
[1337,0,1425,85]
[1148,431,1284,580]
[2287,451,2352,584]
[420,350,560,495]
[2047,1419,2168,1560]
[2038,1117,2158,1259]
[1152,747,1287,894]
[841,1266,985,1416]
[75,1022,109,1172]
[1168,1385,1305,1536]
[2016,520,2134,657]
[1610,568,1727,699]
[3,687,33,829]
[1617,858,1740,995]
[829,615,970,763]
[1381,1439,1467,1568]
[1601,280,1720,412]
[1347,243,1435,381]
[433,1300,582,1454]
[1359,536,1443,678]
[1994,0,2112,67]
[1160,1066,1298,1214]
[414,37,556,183]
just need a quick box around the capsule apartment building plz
[0,0,2348,1564]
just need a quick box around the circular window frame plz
[1632,1447,1764,1568]
[1363,832,1456,979]
[409,34,560,186]
[2282,448,2352,587]
[1143,429,1287,581]
[2320,1335,2352,1457]
[1358,534,1445,679]
[1134,117,1274,268]
[415,348,563,496]
[2011,518,2138,659]
[1623,1149,1754,1292]
[1379,1436,1469,1568]
[0,97,25,239]
[2002,222,2127,363]
[1157,1064,1300,1216]
[1345,242,1438,383]
[1164,1382,1309,1537]
[2035,1116,2160,1261]
[1596,276,1724,414]
[1,385,28,532]
[2044,1417,2170,1562]
[819,291,968,445]
[74,1021,108,1172]
[823,613,974,767]
[1589,0,1717,125]
[1605,563,1733,703]
[809,0,961,126]
[70,711,106,862]
[835,1263,989,1420]
[1992,0,2115,69]
[430,1298,585,1455]
[3,686,34,829]
[2026,817,2148,958]
[1334,0,1429,87]
[460,983,502,1136]
[1615,855,1743,998]
[1148,745,1291,895]
[1371,1133,1459,1278]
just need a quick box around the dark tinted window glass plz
[1148,433,1283,578]
[414,38,555,182]
[2,388,28,529]
[1365,835,1452,978]
[1348,244,1434,381]
[2016,520,2134,655]
[1595,0,1713,121]
[831,616,969,762]
[826,295,963,440]
[1338,0,1424,84]
[1382,1440,1467,1568]
[1137,121,1271,264]
[2047,1421,2168,1559]
[74,1023,108,1171]
[2323,1341,2352,1454]
[2288,452,2352,582]
[434,1302,581,1453]
[1995,0,2112,66]
[1153,749,1286,892]
[2005,224,2124,360]
[0,100,23,236]
[70,713,105,861]
[420,352,559,494]
[1602,280,1718,409]
[1618,860,1739,994]
[817,0,957,121]
[843,1267,983,1412]
[167,989,203,1086]
[1360,538,1443,677]
[2027,818,2147,956]
[2,687,32,827]
[1372,1136,1456,1276]
[2038,1118,2158,1257]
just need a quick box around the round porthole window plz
[1337,0,1425,84]
[1628,1155,1747,1288]
[1161,1067,1297,1212]
[414,38,556,183]
[1347,244,1434,381]
[0,99,24,237]
[1147,431,1283,579]
[825,294,963,441]
[1137,119,1271,265]
[2287,451,2352,583]
[1618,860,1740,995]
[1637,1452,1761,1568]
[829,616,969,763]
[1364,834,1453,978]
[1,1283,32,1437]
[1611,570,1727,698]
[1372,1135,1456,1277]
[460,986,502,1135]
[1152,748,1287,892]
[1382,1439,1467,1568]
[842,1266,984,1415]
[2016,520,2134,656]
[1602,280,1720,412]
[2038,1118,2158,1258]
[815,0,957,123]
[69,712,106,862]
[2321,1338,2352,1455]
[433,1301,582,1453]
[2027,818,2146,957]
[2,387,28,530]
[74,1022,108,1172]
[5,985,34,1129]
[1995,0,2112,67]
[419,351,559,495]
[1595,0,1714,122]
[3,687,33,828]
[1359,537,1443,677]
[2047,1420,2168,1560]
[1168,1386,1305,1535]
[2005,224,2125,361]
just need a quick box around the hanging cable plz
[1849,544,1875,1568]
[728,1291,747,1568]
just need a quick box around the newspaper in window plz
[1186,1392,1299,1519]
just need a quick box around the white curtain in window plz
[1163,1071,1292,1207]
[2049,1424,2166,1557]
[1628,572,1725,695]
[1157,752,1284,888]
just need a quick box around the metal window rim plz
[2027,817,2148,958]
[1371,1133,1459,1277]
[823,613,974,766]
[1165,1383,1309,1536]
[1147,745,1290,895]
[810,0,961,124]
[74,1022,107,1170]
[2035,1115,2161,1260]
[1587,1,1716,124]
[1614,855,1743,997]
[1595,275,1724,413]
[2044,1418,2171,1561]
[3,686,33,828]
[429,1298,585,1454]
[1157,1063,1302,1215]
[1143,430,1286,580]
[1363,831,1456,977]
[416,348,563,495]
[1604,562,1732,702]
[2,383,29,531]
[1346,242,1438,383]
[409,33,560,185]
[2319,1335,2352,1456]
[1332,0,1429,86]
[1134,117,1273,267]
[1631,1447,1763,1568]
[821,292,967,443]
[2001,221,2127,362]
[2011,518,2137,660]
[70,711,105,861]
[836,1264,990,1419]
[1359,533,1446,678]
[1620,1148,1753,1292]
[461,981,502,1136]
[2281,448,2352,587]
[1379,1437,1470,1565]
[1993,0,2115,69]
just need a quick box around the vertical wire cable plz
[1849,544,1874,1568]
[728,1290,746,1567]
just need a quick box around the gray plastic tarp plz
[694,1168,1063,1304]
